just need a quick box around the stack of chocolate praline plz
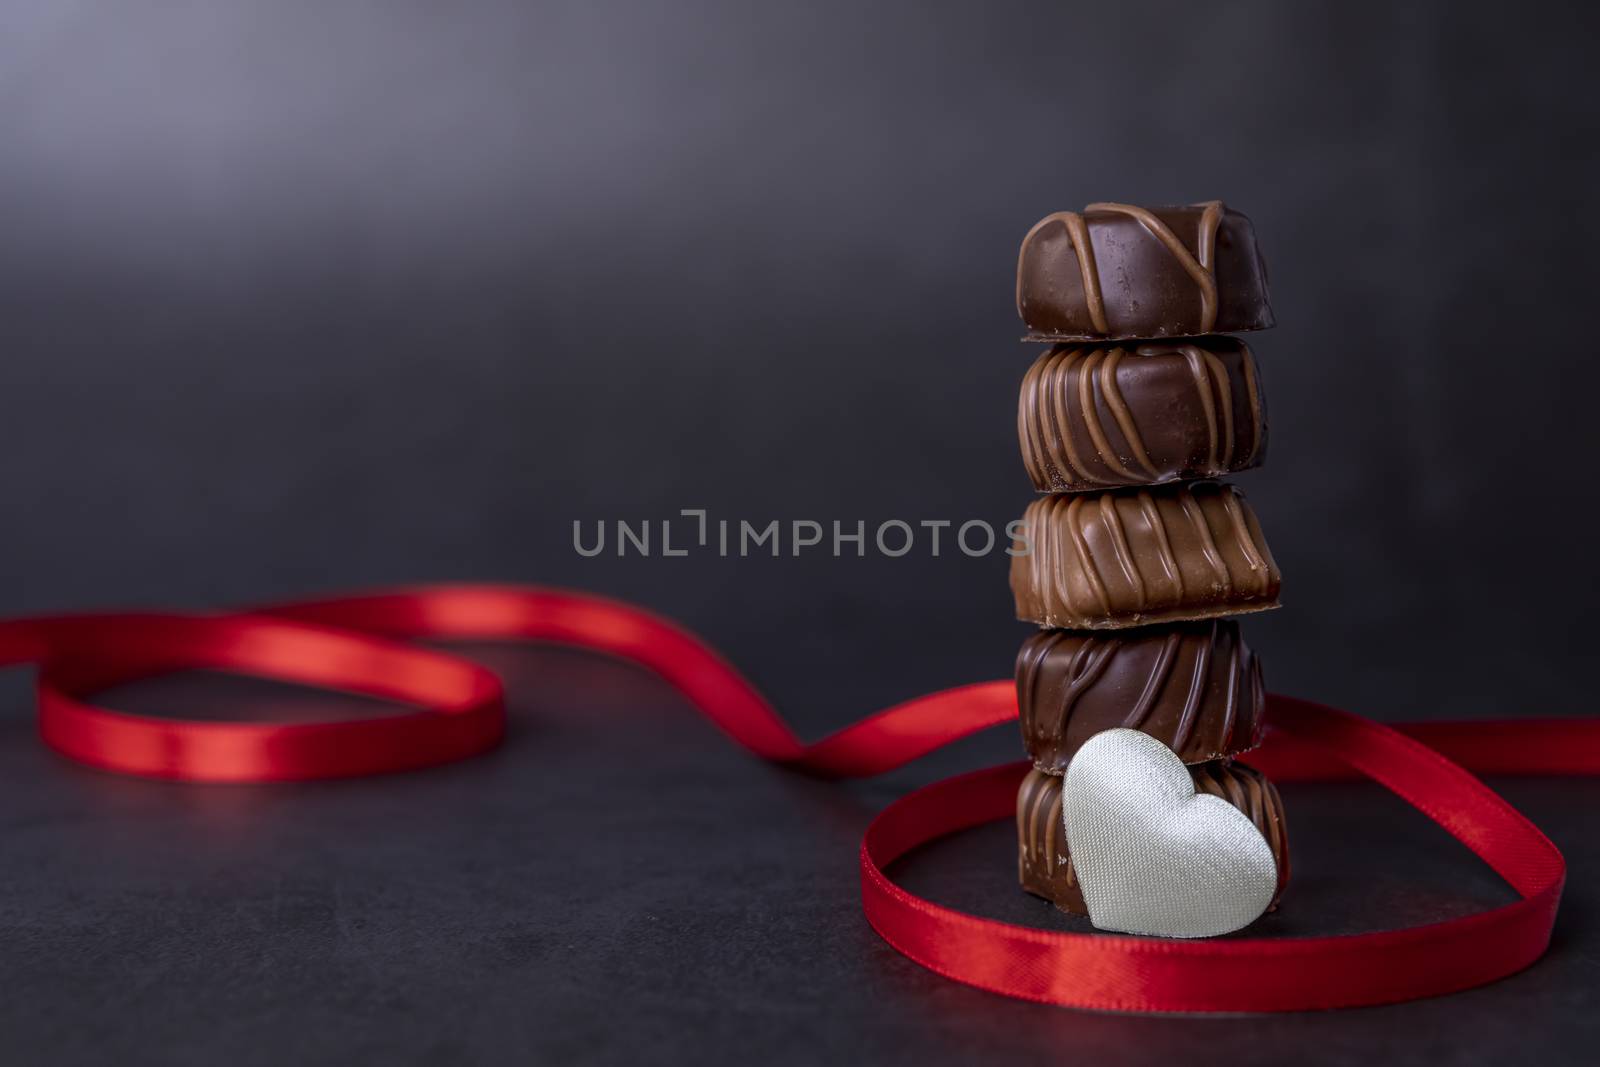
[1008,202,1291,917]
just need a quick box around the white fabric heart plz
[1063,728,1277,938]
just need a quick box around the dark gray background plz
[2,1,1598,1063]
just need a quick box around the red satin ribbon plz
[0,584,1583,1013]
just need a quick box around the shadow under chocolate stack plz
[1008,201,1289,915]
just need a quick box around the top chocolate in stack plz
[1016,201,1274,341]
[1009,200,1281,768]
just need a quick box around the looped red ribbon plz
[0,584,1588,1013]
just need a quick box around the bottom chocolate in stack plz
[1016,762,1290,915]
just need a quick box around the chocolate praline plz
[1016,201,1274,341]
[1016,619,1264,771]
[1019,336,1267,493]
[1010,481,1282,629]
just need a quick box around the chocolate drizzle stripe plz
[1137,490,1183,596]
[1217,622,1240,749]
[1049,349,1091,482]
[1176,488,1230,591]
[1097,492,1146,610]
[1085,200,1223,333]
[1244,776,1264,825]
[1176,345,1222,470]
[1170,634,1211,752]
[1016,778,1030,855]
[1239,350,1264,466]
[1219,490,1271,595]
[1065,213,1110,337]
[1202,348,1235,467]
[1017,355,1050,487]
[1018,773,1041,871]
[1060,640,1118,734]
[1078,350,1140,482]
[1097,348,1161,480]
[1016,629,1052,722]
[1196,200,1223,287]
[1042,638,1095,748]
[1062,496,1111,616]
[1123,630,1181,732]
[1016,211,1110,334]
[1231,773,1252,816]
[1019,769,1072,887]
[1030,771,1047,865]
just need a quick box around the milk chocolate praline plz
[1010,481,1281,629]
[1016,201,1274,341]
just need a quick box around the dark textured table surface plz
[1,644,1595,1066]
